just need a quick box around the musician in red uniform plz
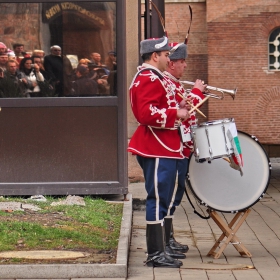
[128,36,190,268]
[163,42,206,256]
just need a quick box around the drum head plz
[187,131,271,213]
[199,118,234,127]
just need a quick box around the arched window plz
[269,27,280,70]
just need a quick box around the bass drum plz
[187,131,271,213]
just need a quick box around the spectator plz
[13,43,29,65]
[32,55,51,80]
[88,62,109,95]
[32,55,55,97]
[19,57,44,97]
[105,51,117,71]
[89,52,102,66]
[32,50,45,59]
[43,45,63,96]
[69,65,98,97]
[0,42,7,54]
[89,52,110,74]
[7,50,16,60]
[78,58,90,66]
[43,45,73,96]
[105,51,117,95]
[0,52,9,71]
[70,58,89,81]
[0,60,26,97]
[5,60,21,78]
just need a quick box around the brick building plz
[127,0,280,180]
[0,0,278,189]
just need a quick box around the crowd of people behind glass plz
[0,42,117,98]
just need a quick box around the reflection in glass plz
[0,2,117,97]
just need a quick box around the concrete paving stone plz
[128,258,147,266]
[256,270,280,279]
[128,248,146,255]
[71,279,126,280]
[251,261,280,274]
[182,262,254,270]
[129,251,146,258]
[129,248,146,255]
[206,270,235,279]
[180,269,208,280]
[154,274,181,280]
[232,269,263,280]
[128,266,153,278]
[153,267,181,280]
[249,248,275,258]
[225,259,254,268]
[127,277,151,280]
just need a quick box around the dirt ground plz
[0,210,117,265]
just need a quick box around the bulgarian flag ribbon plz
[227,122,244,176]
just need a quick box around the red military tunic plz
[128,63,184,159]
[163,71,205,158]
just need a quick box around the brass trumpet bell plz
[181,81,237,100]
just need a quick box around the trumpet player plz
[163,42,207,256]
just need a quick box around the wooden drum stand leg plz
[207,209,252,259]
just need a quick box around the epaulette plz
[137,68,164,80]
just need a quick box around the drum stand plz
[207,209,252,259]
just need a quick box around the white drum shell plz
[191,118,234,161]
[187,131,271,213]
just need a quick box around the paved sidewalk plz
[1,159,279,279]
[127,159,280,280]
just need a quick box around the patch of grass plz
[0,197,123,252]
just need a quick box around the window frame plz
[0,0,128,196]
[268,27,280,71]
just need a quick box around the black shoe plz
[165,245,186,259]
[145,223,183,268]
[169,237,189,253]
[145,251,182,268]
[164,217,189,253]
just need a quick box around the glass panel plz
[269,55,275,65]
[270,28,280,41]
[269,43,275,53]
[0,2,117,98]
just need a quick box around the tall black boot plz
[164,218,186,259]
[145,223,182,268]
[165,217,189,253]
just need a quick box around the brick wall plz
[206,3,280,145]
[164,1,280,145]
[128,1,280,181]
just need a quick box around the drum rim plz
[186,130,272,213]
[199,118,235,127]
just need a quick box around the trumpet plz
[181,81,237,100]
